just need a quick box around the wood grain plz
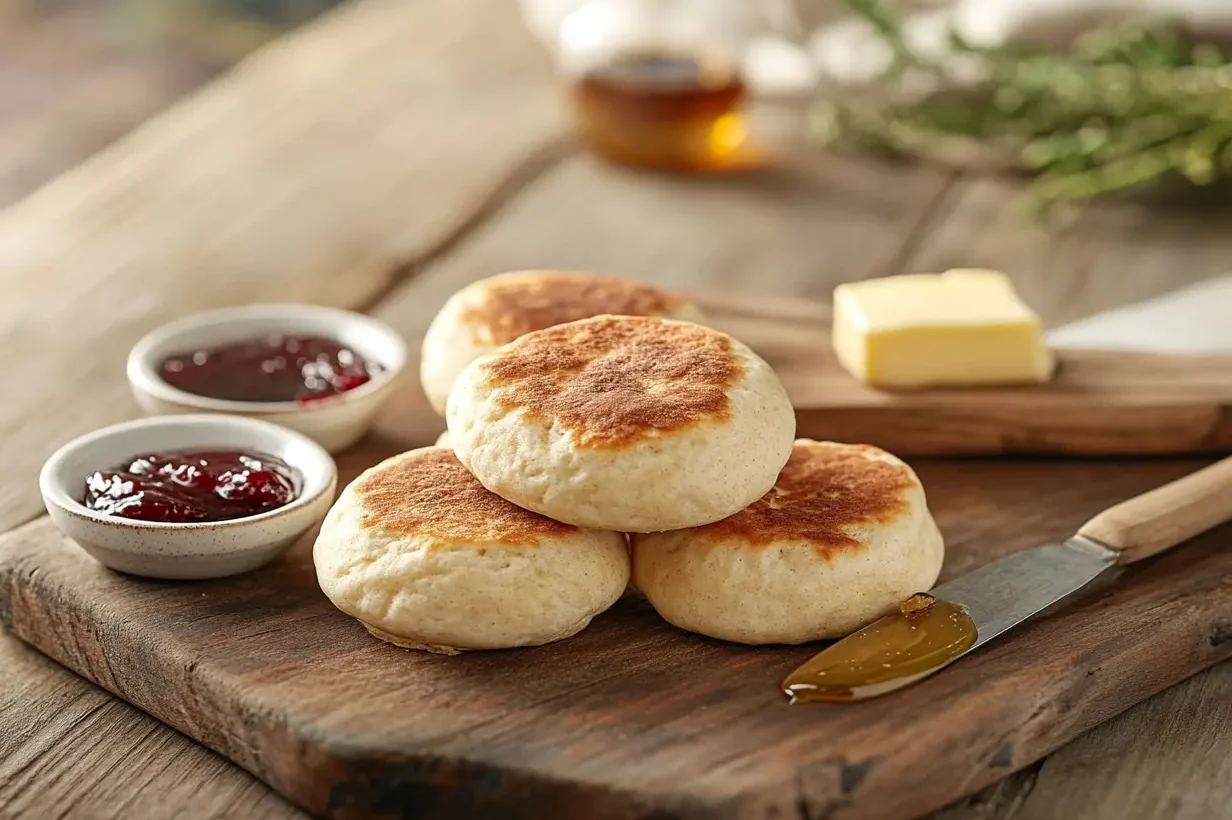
[0,632,303,820]
[371,151,957,346]
[899,176,1232,327]
[1,453,1229,820]
[1013,660,1232,820]
[1079,456,1232,562]
[0,0,563,534]
[790,347,1232,456]
[931,660,1232,820]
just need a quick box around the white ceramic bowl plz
[127,304,407,452]
[40,414,337,580]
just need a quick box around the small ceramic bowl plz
[40,414,337,580]
[127,304,407,452]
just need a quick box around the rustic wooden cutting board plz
[1,292,1230,820]
[689,292,1232,456]
[2,452,1230,820]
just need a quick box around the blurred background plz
[0,0,344,206]
[11,0,1232,211]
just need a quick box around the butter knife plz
[784,455,1232,702]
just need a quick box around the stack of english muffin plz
[313,271,944,654]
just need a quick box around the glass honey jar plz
[525,0,815,172]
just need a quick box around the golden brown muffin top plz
[481,315,744,449]
[357,448,575,545]
[460,272,689,346]
[694,441,918,554]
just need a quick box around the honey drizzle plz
[782,593,979,704]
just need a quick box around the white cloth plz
[1047,276,1232,354]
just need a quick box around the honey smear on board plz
[782,593,979,704]
[568,50,758,171]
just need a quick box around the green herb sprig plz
[815,0,1232,212]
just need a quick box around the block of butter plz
[832,269,1055,388]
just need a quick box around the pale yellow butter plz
[832,269,1054,388]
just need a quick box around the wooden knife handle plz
[1078,456,1232,564]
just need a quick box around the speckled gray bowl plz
[39,415,337,580]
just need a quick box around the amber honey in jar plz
[532,0,811,172]
[569,49,754,171]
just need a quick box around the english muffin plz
[631,440,944,644]
[420,271,705,415]
[448,315,795,533]
[313,447,629,653]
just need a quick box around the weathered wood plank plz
[0,627,304,820]
[371,151,956,348]
[6,621,1223,820]
[371,156,1232,354]
[934,660,1232,820]
[0,0,563,533]
[1015,660,1232,820]
[901,177,1232,326]
[930,765,1043,820]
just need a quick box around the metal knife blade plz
[933,535,1118,655]
[782,535,1120,702]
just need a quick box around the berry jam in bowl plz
[127,305,407,453]
[40,415,337,579]
[83,449,299,523]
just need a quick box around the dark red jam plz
[159,335,382,404]
[83,450,298,523]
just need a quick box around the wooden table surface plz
[0,1,1229,818]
